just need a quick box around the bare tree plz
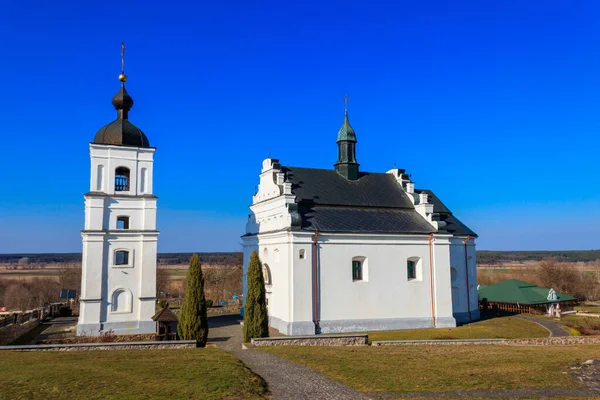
[538,258,599,301]
[156,266,170,298]
[58,263,82,294]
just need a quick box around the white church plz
[77,49,159,336]
[242,104,479,335]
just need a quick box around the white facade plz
[242,158,479,335]
[77,144,159,336]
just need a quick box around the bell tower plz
[77,43,159,336]
[334,95,360,180]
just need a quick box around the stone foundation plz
[0,340,197,352]
[251,334,368,347]
[373,336,600,346]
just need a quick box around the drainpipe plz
[312,231,320,334]
[463,235,472,321]
[429,233,436,328]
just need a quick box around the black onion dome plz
[112,85,134,110]
[93,83,150,148]
[94,119,150,147]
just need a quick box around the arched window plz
[262,263,272,285]
[115,167,130,191]
[117,216,129,230]
[115,250,129,266]
[111,289,130,313]
[262,248,268,262]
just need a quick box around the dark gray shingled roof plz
[282,167,414,208]
[282,166,477,237]
[299,206,435,234]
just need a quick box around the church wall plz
[449,237,480,323]
[257,233,291,332]
[431,236,455,325]
[290,236,316,334]
[312,234,456,333]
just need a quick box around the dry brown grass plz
[262,345,600,393]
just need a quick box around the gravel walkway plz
[516,315,571,337]
[234,349,372,400]
[208,315,369,399]
[207,314,244,351]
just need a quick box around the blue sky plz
[0,1,599,253]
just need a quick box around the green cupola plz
[334,97,359,180]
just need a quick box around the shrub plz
[243,250,269,342]
[206,299,213,308]
[177,253,209,346]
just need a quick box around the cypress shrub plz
[243,250,269,342]
[177,253,209,346]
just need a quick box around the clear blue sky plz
[0,1,599,253]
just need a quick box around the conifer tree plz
[243,250,269,342]
[178,253,209,346]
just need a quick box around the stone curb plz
[251,334,368,347]
[372,336,600,346]
[0,340,198,351]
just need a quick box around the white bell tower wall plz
[77,143,159,336]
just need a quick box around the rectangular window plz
[407,260,417,280]
[352,260,362,281]
[115,250,129,265]
[117,216,129,230]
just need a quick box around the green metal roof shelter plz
[478,279,577,305]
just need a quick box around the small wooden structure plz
[152,305,179,341]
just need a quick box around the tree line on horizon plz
[2,250,598,265]
[0,252,243,265]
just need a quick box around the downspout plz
[429,233,436,328]
[312,231,320,334]
[463,235,472,321]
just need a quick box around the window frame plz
[113,249,133,268]
[116,216,130,230]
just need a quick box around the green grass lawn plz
[0,348,268,400]
[366,315,548,341]
[262,345,600,393]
